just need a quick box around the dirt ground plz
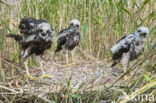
[5,57,125,95]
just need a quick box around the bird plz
[8,17,37,42]
[35,19,54,78]
[55,19,81,66]
[7,17,54,79]
[111,27,149,74]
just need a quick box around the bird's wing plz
[55,30,81,52]
[55,32,67,52]
[111,34,136,60]
[116,35,127,43]
[24,34,38,42]
[57,28,70,40]
[59,28,69,35]
[7,34,23,42]
[76,32,81,45]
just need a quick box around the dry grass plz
[0,0,156,102]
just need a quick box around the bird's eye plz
[19,24,25,29]
[137,30,141,32]
[39,29,43,32]
[76,24,79,27]
[70,23,74,26]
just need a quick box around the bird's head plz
[18,17,37,35]
[37,19,54,41]
[136,27,149,39]
[69,19,80,31]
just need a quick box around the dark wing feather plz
[111,43,130,67]
[111,34,136,67]
[55,30,81,52]
[7,34,23,42]
[20,40,52,59]
[116,35,127,43]
[31,40,52,55]
[112,42,130,60]
[111,61,118,67]
[59,28,69,35]
[55,28,70,52]
[111,35,134,60]
[55,36,66,52]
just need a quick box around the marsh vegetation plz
[0,0,156,102]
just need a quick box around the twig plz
[34,92,54,103]
[0,85,17,93]
[113,85,140,88]
[0,1,9,6]
[1,58,23,68]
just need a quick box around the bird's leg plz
[24,60,29,75]
[68,49,75,66]
[38,57,44,74]
[37,56,52,78]
[71,49,75,64]
[123,65,127,73]
[128,62,133,76]
[123,64,128,80]
[24,60,35,80]
[65,50,70,67]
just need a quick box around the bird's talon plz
[67,64,72,67]
[66,64,72,67]
[70,62,75,65]
[26,74,36,80]
[40,74,52,78]
[66,62,75,67]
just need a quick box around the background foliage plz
[0,0,156,102]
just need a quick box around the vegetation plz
[0,0,156,102]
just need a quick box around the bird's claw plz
[66,62,75,67]
[70,62,75,65]
[25,74,37,80]
[66,64,72,67]
[40,74,52,79]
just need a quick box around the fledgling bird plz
[8,17,37,42]
[35,19,54,78]
[19,17,37,36]
[7,17,54,79]
[111,27,149,73]
[55,19,81,66]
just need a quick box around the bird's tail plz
[7,34,23,42]
[111,61,118,67]
[55,44,62,52]
[55,47,62,52]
